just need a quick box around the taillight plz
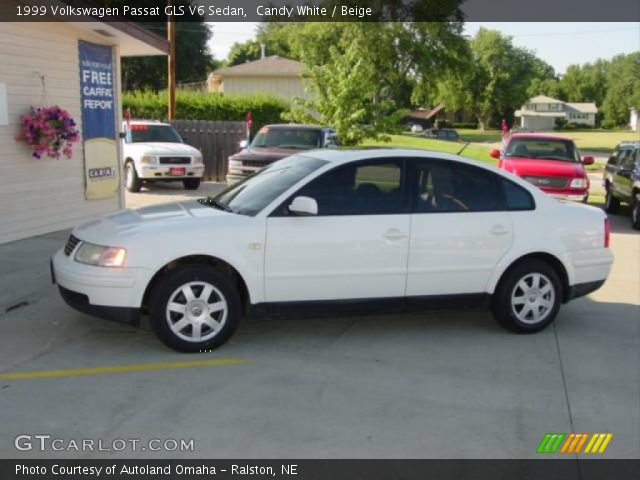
[604,217,610,248]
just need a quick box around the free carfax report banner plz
[79,40,119,200]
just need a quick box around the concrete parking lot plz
[0,194,638,459]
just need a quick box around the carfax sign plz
[78,40,119,200]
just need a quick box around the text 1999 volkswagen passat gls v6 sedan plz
[52,149,613,352]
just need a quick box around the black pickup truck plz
[603,140,640,230]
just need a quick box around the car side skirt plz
[250,293,490,320]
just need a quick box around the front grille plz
[64,234,80,256]
[522,176,568,189]
[159,156,191,165]
[241,160,268,168]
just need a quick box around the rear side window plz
[502,179,535,210]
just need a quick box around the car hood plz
[73,200,229,245]
[229,147,302,162]
[124,142,200,156]
[504,157,586,177]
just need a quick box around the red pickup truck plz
[491,133,594,202]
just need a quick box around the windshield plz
[505,138,580,162]
[199,155,328,216]
[128,124,183,143]
[250,127,322,150]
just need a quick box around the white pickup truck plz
[122,120,204,192]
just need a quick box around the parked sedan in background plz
[226,124,338,184]
[53,149,612,352]
[491,133,593,202]
[603,140,640,229]
[424,128,460,141]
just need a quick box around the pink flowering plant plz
[16,106,79,159]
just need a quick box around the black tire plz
[149,265,241,352]
[125,162,142,193]
[604,186,620,214]
[491,259,562,333]
[183,178,201,190]
[631,195,640,231]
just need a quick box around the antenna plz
[456,142,471,156]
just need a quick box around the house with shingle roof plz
[515,95,598,130]
[207,56,308,102]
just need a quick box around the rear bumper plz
[566,280,606,301]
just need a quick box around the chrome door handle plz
[490,225,509,236]
[383,229,408,241]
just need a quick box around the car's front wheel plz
[125,162,142,193]
[491,259,562,333]
[604,186,620,214]
[149,266,241,352]
[183,178,201,190]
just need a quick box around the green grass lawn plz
[362,134,496,165]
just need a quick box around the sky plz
[207,22,639,74]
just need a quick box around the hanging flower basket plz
[15,106,80,159]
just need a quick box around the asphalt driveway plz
[0,208,637,460]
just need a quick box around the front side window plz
[128,124,183,143]
[412,160,503,213]
[288,160,405,216]
[505,138,580,163]
[200,155,327,216]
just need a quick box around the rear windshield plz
[505,138,580,163]
[128,124,183,144]
[251,127,322,150]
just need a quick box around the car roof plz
[510,133,573,142]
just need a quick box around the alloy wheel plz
[510,273,555,325]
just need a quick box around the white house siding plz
[0,22,121,244]
[221,76,309,101]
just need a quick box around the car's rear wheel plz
[149,266,240,352]
[491,259,562,333]
[631,195,640,231]
[604,186,620,214]
[183,178,201,190]
[125,162,142,193]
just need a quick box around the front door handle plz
[490,225,510,236]
[383,229,408,241]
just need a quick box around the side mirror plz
[181,135,188,143]
[118,132,126,139]
[582,156,594,166]
[239,140,248,149]
[489,148,501,159]
[288,196,318,216]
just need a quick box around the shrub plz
[601,119,617,130]
[450,122,478,129]
[554,118,568,130]
[122,90,290,134]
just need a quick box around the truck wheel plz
[632,196,640,231]
[183,178,201,190]
[491,259,562,333]
[604,187,620,214]
[149,266,241,352]
[125,162,142,193]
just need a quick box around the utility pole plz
[167,0,176,121]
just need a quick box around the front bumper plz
[139,164,204,180]
[52,248,151,323]
[551,193,589,202]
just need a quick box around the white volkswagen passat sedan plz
[52,149,614,352]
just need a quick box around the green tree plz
[100,1,213,90]
[601,53,640,125]
[559,60,608,105]
[434,28,543,130]
[227,40,262,66]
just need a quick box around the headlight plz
[140,155,155,164]
[75,242,127,267]
[193,154,203,164]
[569,178,588,189]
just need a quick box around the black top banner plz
[3,459,640,480]
[3,0,640,22]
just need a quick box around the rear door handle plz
[490,225,510,236]
[383,229,408,241]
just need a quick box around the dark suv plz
[226,124,338,184]
[603,140,640,229]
